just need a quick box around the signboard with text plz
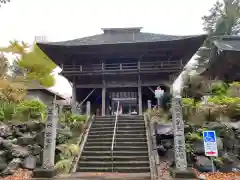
[203,131,218,157]
[155,87,164,98]
[42,106,58,169]
[172,97,187,170]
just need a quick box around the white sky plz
[0,0,219,98]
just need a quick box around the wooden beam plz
[75,81,170,88]
[148,87,155,94]
[78,88,96,106]
[63,69,181,76]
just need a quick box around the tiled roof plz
[38,27,206,46]
[213,35,240,52]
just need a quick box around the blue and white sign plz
[203,131,218,157]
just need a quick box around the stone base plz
[33,168,56,178]
[170,168,196,178]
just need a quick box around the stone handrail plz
[69,115,94,173]
[144,113,159,180]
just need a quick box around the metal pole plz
[211,157,215,173]
[157,98,160,110]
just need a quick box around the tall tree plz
[0,40,56,88]
[197,0,240,66]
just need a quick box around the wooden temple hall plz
[37,27,206,116]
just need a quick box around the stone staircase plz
[76,115,150,176]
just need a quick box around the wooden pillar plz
[71,82,77,114]
[138,75,142,115]
[102,80,106,116]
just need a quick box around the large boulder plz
[22,155,37,170]
[0,138,17,149]
[195,156,215,172]
[220,152,240,172]
[31,144,42,156]
[154,123,173,138]
[193,140,205,155]
[17,134,36,146]
[1,158,22,175]
[10,145,29,158]
[0,155,7,171]
[0,124,12,138]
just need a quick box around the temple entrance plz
[107,87,138,115]
[112,99,138,115]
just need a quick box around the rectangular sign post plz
[203,130,218,172]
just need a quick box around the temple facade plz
[37,27,206,116]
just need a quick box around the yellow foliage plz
[0,40,56,88]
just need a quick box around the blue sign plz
[203,130,218,157]
[203,131,216,143]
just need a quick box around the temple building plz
[203,36,240,81]
[37,27,206,116]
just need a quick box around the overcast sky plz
[0,0,219,97]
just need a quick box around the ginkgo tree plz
[0,40,56,102]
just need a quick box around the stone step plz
[80,155,149,162]
[92,120,144,125]
[88,131,113,135]
[82,150,148,157]
[88,130,145,135]
[95,116,143,120]
[90,126,145,132]
[76,166,150,173]
[78,161,149,168]
[116,130,145,134]
[91,123,145,128]
[87,133,146,139]
[83,146,148,152]
[54,172,151,180]
[87,137,147,143]
[85,141,147,146]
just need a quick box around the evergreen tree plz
[197,0,240,67]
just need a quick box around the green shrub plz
[0,101,16,122]
[16,99,47,121]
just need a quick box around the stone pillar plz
[71,83,77,114]
[102,87,106,116]
[86,101,91,116]
[147,100,151,111]
[33,99,58,178]
[171,96,195,178]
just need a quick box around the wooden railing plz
[62,60,183,74]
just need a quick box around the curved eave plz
[38,34,206,65]
[202,37,240,78]
[37,34,206,47]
